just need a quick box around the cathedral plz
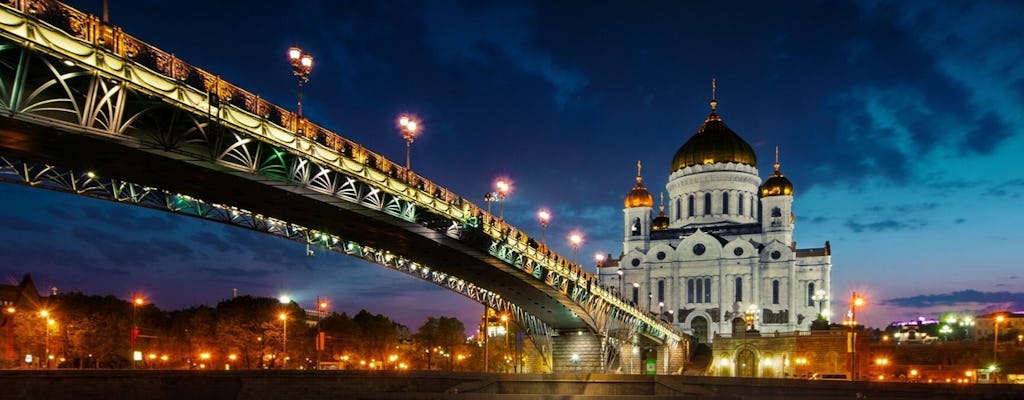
[597,88,833,343]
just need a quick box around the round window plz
[631,258,641,267]
[733,247,744,256]
[693,244,706,256]
[657,252,666,260]
[771,250,781,260]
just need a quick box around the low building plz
[1,274,45,367]
[710,327,869,379]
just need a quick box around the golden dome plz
[670,82,757,172]
[760,147,794,197]
[624,161,654,208]
[652,193,670,231]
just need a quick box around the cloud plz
[845,218,926,233]
[0,213,51,233]
[422,1,588,105]
[885,290,1024,308]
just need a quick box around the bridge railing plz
[1,0,678,341]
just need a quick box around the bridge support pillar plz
[551,330,604,373]
[661,340,690,375]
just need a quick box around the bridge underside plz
[0,115,592,332]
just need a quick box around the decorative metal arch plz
[0,0,684,346]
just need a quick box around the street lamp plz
[568,231,583,264]
[658,301,665,320]
[315,296,329,369]
[537,209,551,244]
[850,292,865,380]
[484,192,498,216]
[287,45,314,120]
[616,269,623,296]
[940,325,953,342]
[398,114,420,172]
[495,179,510,218]
[131,294,144,369]
[995,314,1005,367]
[39,310,51,369]
[279,312,288,368]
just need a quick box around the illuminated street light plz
[279,312,289,368]
[616,269,623,296]
[568,231,583,264]
[287,45,314,120]
[995,314,1005,368]
[39,310,52,369]
[537,209,551,244]
[315,296,329,369]
[484,192,498,216]
[130,294,145,369]
[850,292,866,380]
[495,179,510,218]
[398,114,420,172]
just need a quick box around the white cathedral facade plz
[597,95,833,343]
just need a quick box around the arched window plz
[772,280,780,305]
[750,197,755,217]
[675,198,682,220]
[688,195,695,217]
[632,285,639,305]
[704,278,712,303]
[722,192,730,214]
[657,280,665,302]
[696,279,704,303]
[772,207,782,217]
[704,193,712,215]
[738,194,745,215]
[734,277,742,302]
[631,217,642,236]
[687,279,695,303]
[807,282,815,307]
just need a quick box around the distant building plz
[975,311,1024,339]
[1,274,45,367]
[597,87,833,343]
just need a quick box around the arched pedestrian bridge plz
[0,0,687,372]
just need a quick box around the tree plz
[413,316,467,371]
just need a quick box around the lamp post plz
[484,192,498,216]
[849,292,865,380]
[995,314,1005,367]
[616,269,623,297]
[568,232,583,264]
[398,114,420,172]
[39,310,50,369]
[595,253,606,284]
[658,301,665,320]
[315,297,328,369]
[278,312,288,368]
[131,294,144,369]
[495,179,510,219]
[632,282,640,306]
[287,46,314,121]
[537,209,551,244]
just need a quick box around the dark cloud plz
[845,218,926,233]
[985,179,1024,198]
[886,290,1024,308]
[0,213,52,233]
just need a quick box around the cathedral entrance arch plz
[691,316,709,343]
[736,348,757,377]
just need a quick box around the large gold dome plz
[670,108,757,172]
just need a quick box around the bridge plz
[0,0,687,373]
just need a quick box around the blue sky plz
[1,0,1022,330]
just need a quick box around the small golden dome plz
[652,193,670,231]
[624,160,654,208]
[760,147,794,197]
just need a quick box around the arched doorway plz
[731,317,746,336]
[691,316,709,343]
[736,348,757,377]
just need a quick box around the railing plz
[0,0,679,341]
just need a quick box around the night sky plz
[1,0,1022,331]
